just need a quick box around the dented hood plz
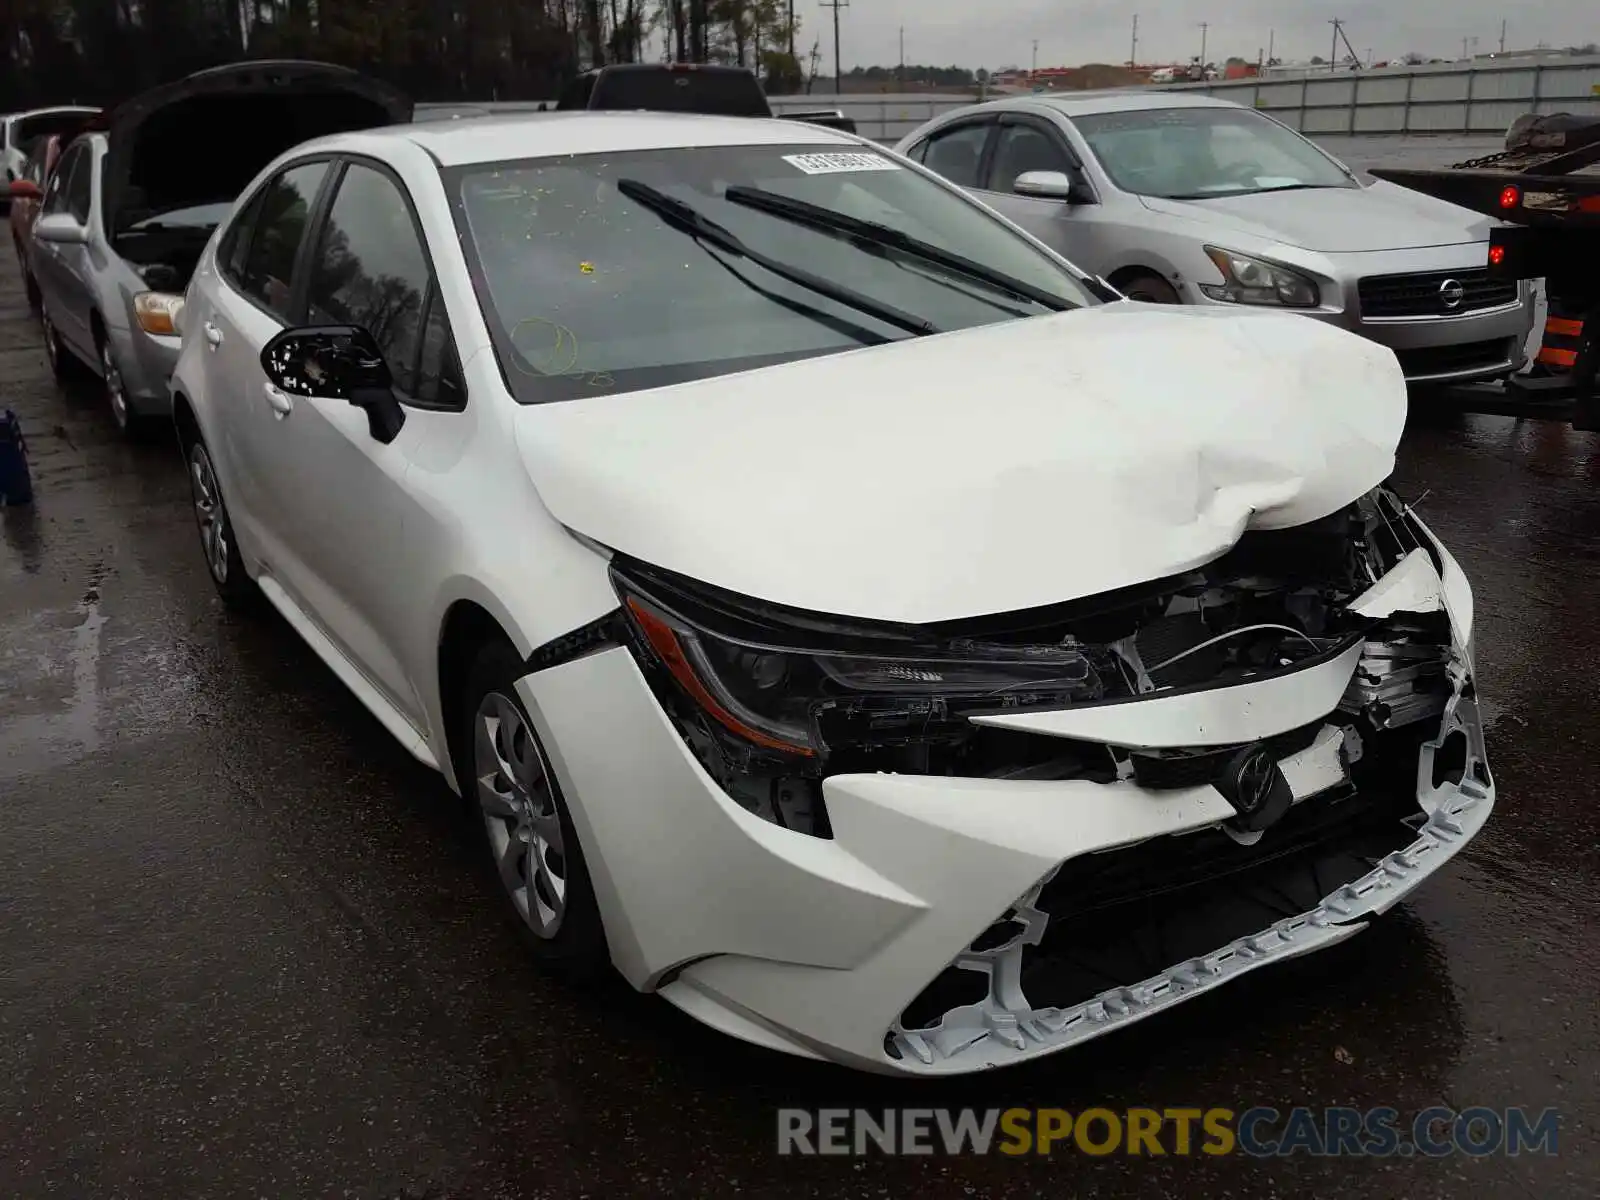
[514,304,1406,624]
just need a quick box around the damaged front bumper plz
[519,514,1492,1075]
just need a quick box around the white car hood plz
[514,304,1405,624]
[1138,180,1493,253]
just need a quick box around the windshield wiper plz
[616,179,937,337]
[722,185,1084,312]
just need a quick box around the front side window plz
[235,161,330,319]
[988,123,1074,193]
[40,143,84,217]
[63,144,92,224]
[449,142,1097,405]
[306,163,432,395]
[1072,107,1354,200]
[920,122,992,188]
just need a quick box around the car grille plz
[1358,269,1518,318]
[1393,338,1516,380]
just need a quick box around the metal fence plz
[415,58,1600,142]
[1163,55,1600,136]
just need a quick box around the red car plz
[7,132,65,311]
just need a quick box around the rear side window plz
[921,123,992,188]
[235,161,330,319]
[305,163,435,397]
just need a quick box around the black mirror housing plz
[261,325,406,445]
[261,325,392,399]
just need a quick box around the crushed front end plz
[523,486,1490,1074]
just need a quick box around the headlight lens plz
[614,567,1100,759]
[133,291,184,336]
[1200,246,1320,308]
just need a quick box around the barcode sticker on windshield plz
[782,152,901,175]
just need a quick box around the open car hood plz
[103,60,411,241]
[514,304,1407,624]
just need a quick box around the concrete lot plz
[2,152,1597,1196]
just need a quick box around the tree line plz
[0,0,813,111]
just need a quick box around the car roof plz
[5,105,101,122]
[948,90,1244,121]
[320,111,859,167]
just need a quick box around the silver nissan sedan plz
[897,92,1535,385]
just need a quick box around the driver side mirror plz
[260,325,406,445]
[32,212,88,244]
[1013,169,1095,206]
[6,178,41,202]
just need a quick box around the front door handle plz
[263,383,293,418]
[203,321,224,348]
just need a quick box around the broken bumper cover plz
[517,522,1490,1076]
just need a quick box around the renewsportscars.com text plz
[776,1106,1559,1158]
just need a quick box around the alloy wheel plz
[187,440,230,585]
[41,310,61,370]
[474,692,568,938]
[102,341,129,430]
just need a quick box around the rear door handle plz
[203,321,223,348]
[263,383,293,418]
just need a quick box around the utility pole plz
[898,26,904,90]
[788,0,795,58]
[1499,20,1507,54]
[1032,39,1039,80]
[1130,14,1138,68]
[819,0,848,94]
[1267,28,1274,65]
[1198,22,1208,70]
[1330,18,1341,71]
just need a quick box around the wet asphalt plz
[3,137,1599,1198]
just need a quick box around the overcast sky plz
[810,0,1598,70]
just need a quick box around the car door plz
[969,114,1110,274]
[245,157,465,727]
[196,158,334,557]
[32,140,96,359]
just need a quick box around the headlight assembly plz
[1200,246,1320,308]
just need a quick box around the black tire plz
[457,639,610,980]
[1118,271,1182,304]
[180,427,255,609]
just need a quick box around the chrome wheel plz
[188,440,230,585]
[101,340,129,430]
[475,692,567,938]
[41,309,61,371]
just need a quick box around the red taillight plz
[1488,244,1507,266]
[1499,185,1520,210]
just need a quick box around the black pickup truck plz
[553,63,857,134]
[1372,113,1599,425]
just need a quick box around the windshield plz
[1072,107,1354,199]
[449,143,1097,403]
[12,110,97,147]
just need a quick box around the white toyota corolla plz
[170,112,1493,1075]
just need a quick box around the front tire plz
[459,640,609,979]
[99,335,145,439]
[182,431,254,609]
[1118,271,1182,304]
